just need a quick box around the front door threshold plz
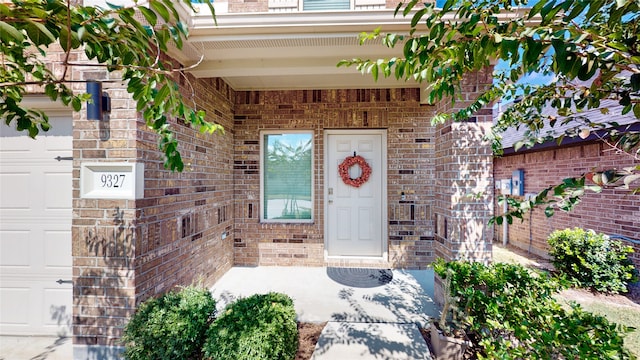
[325,253,390,269]
[326,255,386,261]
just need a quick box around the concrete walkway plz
[211,266,438,359]
[1,267,438,360]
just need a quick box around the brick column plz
[71,63,235,357]
[433,69,494,262]
[71,67,138,358]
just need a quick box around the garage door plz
[0,116,73,336]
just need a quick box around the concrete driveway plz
[0,336,71,360]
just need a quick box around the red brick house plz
[0,1,494,358]
[493,103,640,267]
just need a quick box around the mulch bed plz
[295,322,326,360]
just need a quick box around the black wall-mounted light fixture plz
[86,81,111,120]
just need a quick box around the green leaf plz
[105,1,123,9]
[411,8,427,27]
[155,84,171,105]
[525,38,543,66]
[514,141,524,152]
[149,1,170,22]
[26,20,56,45]
[630,74,640,92]
[402,0,417,17]
[634,103,640,119]
[139,6,158,26]
[0,20,25,42]
[577,57,597,81]
[77,26,86,41]
[544,206,555,217]
[59,27,70,51]
[71,97,82,111]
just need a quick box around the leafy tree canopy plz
[0,0,220,171]
[340,0,640,222]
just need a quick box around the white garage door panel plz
[0,165,71,218]
[0,213,72,273]
[0,116,72,336]
[0,231,30,267]
[0,281,72,336]
[43,287,73,330]
[44,230,73,268]
[44,173,72,210]
[0,287,30,325]
[0,173,31,209]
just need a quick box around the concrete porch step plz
[312,321,432,360]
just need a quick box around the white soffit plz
[176,10,420,91]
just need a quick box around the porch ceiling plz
[175,9,420,91]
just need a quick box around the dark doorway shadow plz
[326,267,393,288]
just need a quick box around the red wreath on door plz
[338,155,371,188]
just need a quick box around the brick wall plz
[229,0,268,13]
[71,65,235,351]
[233,88,437,269]
[432,69,495,262]
[494,142,640,268]
[132,76,235,303]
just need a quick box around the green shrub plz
[122,286,216,360]
[203,292,298,360]
[434,259,633,359]
[548,228,638,293]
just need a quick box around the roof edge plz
[500,122,640,156]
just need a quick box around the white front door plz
[0,116,73,336]
[325,131,386,257]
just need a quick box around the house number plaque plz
[81,162,144,199]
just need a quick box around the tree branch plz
[61,0,72,82]
[0,79,121,87]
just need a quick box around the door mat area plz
[326,267,393,288]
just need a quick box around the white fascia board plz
[188,10,411,37]
[185,7,531,37]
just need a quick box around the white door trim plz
[323,129,388,261]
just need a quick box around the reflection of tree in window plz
[264,135,312,220]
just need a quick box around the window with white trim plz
[261,131,314,222]
[303,0,349,11]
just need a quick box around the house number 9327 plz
[101,174,126,188]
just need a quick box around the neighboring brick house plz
[0,1,494,359]
[493,103,640,268]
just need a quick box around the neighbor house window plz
[303,0,350,11]
[261,131,314,222]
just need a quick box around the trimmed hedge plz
[122,286,216,360]
[203,292,298,360]
[548,228,638,293]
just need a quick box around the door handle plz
[56,279,72,284]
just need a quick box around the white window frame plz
[260,130,315,223]
[267,0,386,12]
